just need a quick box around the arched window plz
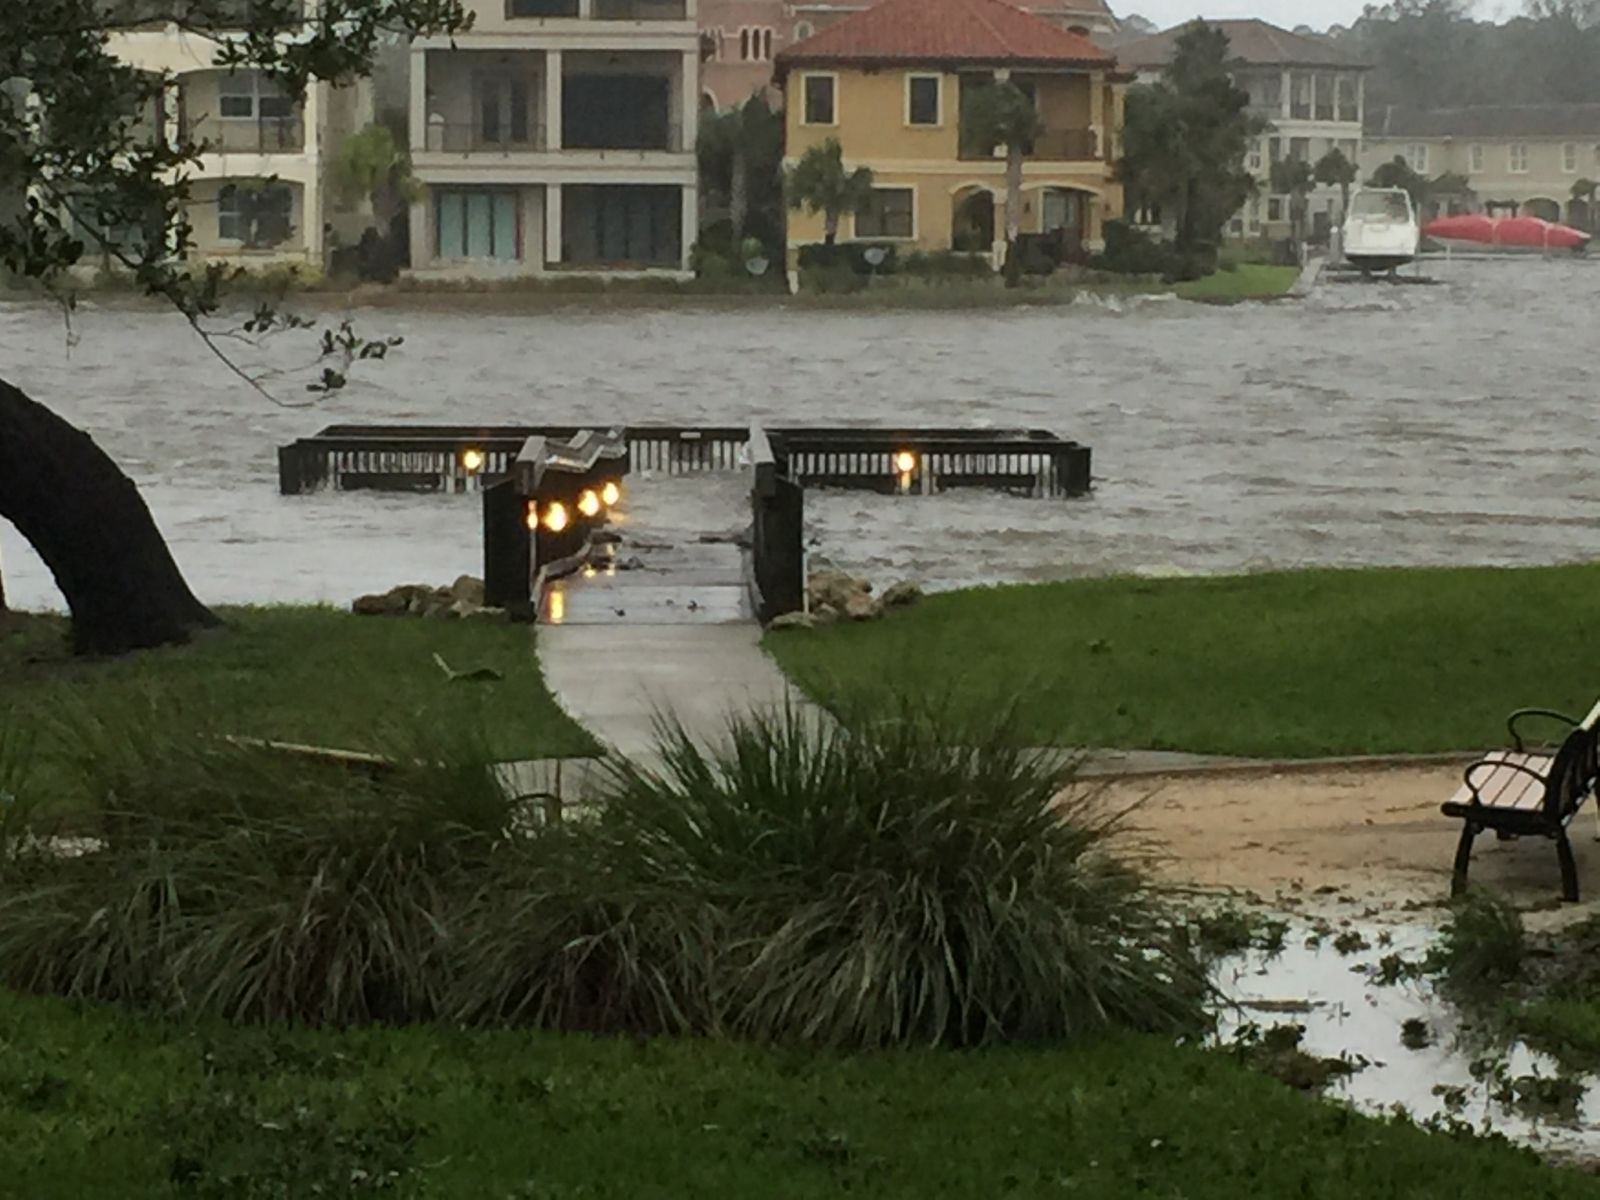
[737,27,774,61]
[794,20,813,40]
[739,28,750,60]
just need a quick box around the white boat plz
[1340,187,1420,274]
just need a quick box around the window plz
[1508,142,1529,173]
[1290,137,1310,162]
[1267,196,1284,222]
[507,0,579,15]
[802,74,835,125]
[1336,74,1359,122]
[1563,142,1579,173]
[1268,137,1282,163]
[217,182,292,248]
[1247,140,1263,172]
[855,187,913,238]
[436,190,519,260]
[1469,143,1484,173]
[794,20,813,40]
[218,72,292,120]
[907,75,940,126]
[700,28,723,61]
[1406,143,1428,173]
[738,27,773,61]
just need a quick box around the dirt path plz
[1102,765,1600,910]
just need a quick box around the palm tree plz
[332,122,419,231]
[697,95,783,246]
[1269,157,1315,250]
[785,137,874,247]
[1313,146,1358,221]
[962,80,1045,285]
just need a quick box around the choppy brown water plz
[3,256,1598,610]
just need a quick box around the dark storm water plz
[3,256,1597,610]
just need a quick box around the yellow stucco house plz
[774,0,1127,269]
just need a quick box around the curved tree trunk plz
[1003,144,1024,287]
[0,377,220,655]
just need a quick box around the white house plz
[406,0,701,278]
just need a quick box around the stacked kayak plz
[1423,214,1591,252]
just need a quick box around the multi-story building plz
[407,0,701,278]
[105,1,362,266]
[777,0,1126,266]
[1363,105,1600,227]
[700,0,1117,112]
[1120,19,1369,242]
[699,0,787,109]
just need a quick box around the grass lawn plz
[0,607,595,808]
[766,565,1600,759]
[1,989,1590,1198]
[1174,263,1301,302]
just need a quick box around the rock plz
[591,529,624,545]
[812,603,841,625]
[448,598,483,619]
[808,570,871,612]
[466,606,508,621]
[352,590,407,616]
[767,611,816,631]
[881,581,923,608]
[616,555,647,572]
[844,593,881,621]
[449,574,486,608]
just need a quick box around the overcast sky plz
[1125,1,1516,31]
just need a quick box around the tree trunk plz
[824,211,838,246]
[0,377,220,655]
[730,140,748,245]
[1003,144,1024,288]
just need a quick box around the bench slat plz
[1447,751,1552,812]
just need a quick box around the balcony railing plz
[424,122,549,154]
[564,121,683,153]
[959,127,1098,162]
[184,115,305,153]
[593,0,688,18]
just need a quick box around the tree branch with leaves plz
[785,137,874,247]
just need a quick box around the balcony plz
[426,121,549,154]
[959,127,1098,163]
[566,121,683,153]
[184,115,305,154]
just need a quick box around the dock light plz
[525,503,539,531]
[460,448,486,474]
[600,480,621,507]
[893,450,918,474]
[543,501,571,533]
[577,489,603,519]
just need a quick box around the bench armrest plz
[1507,708,1580,752]
[1463,756,1551,804]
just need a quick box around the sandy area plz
[1099,764,1600,911]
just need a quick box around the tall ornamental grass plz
[0,697,1207,1046]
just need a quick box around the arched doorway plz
[1569,197,1593,231]
[951,188,995,253]
[1038,187,1089,259]
[1523,197,1562,222]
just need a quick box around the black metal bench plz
[1441,707,1600,902]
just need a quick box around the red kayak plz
[1423,213,1591,252]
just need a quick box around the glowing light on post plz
[577,489,602,519]
[460,448,486,474]
[524,503,539,531]
[543,501,570,533]
[600,481,621,507]
[893,451,917,475]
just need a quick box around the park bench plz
[1441,703,1600,902]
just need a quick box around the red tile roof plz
[776,0,1117,70]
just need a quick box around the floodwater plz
[1216,914,1600,1163]
[3,256,1599,610]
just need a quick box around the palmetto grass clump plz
[0,697,1205,1046]
[583,701,1208,1047]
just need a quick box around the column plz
[680,181,699,270]
[680,49,698,151]
[545,183,563,267]
[1307,72,1316,121]
[546,50,563,150]
[409,195,429,268]
[1281,68,1291,120]
[1088,70,1104,158]
[409,47,427,153]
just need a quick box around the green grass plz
[0,988,1590,1198]
[1174,263,1301,301]
[0,607,595,809]
[765,565,1600,758]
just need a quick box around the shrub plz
[1429,890,1526,995]
[901,250,992,280]
[0,698,1206,1047]
[795,241,900,275]
[585,701,1209,1047]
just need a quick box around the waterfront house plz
[775,0,1127,267]
[1362,104,1600,228]
[406,0,701,278]
[1120,19,1369,242]
[105,1,364,267]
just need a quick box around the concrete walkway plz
[539,623,818,759]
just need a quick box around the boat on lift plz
[1422,213,1591,254]
[1340,187,1421,274]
